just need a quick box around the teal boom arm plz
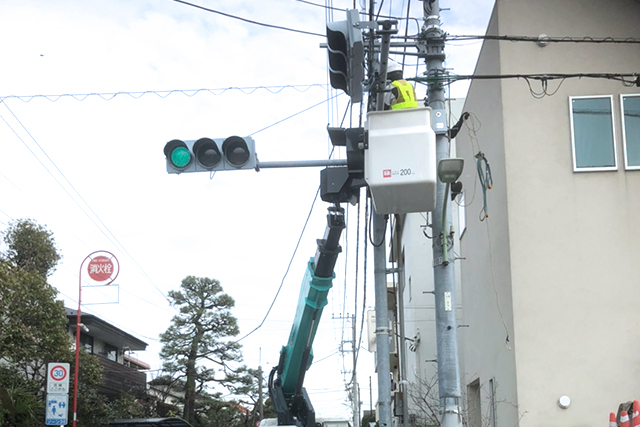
[269,205,345,427]
[278,258,334,396]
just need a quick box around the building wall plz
[457,0,640,426]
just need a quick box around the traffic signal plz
[163,136,257,174]
[326,9,364,103]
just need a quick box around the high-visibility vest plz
[391,80,418,109]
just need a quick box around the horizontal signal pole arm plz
[256,159,347,169]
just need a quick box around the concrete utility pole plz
[335,313,362,427]
[372,211,392,427]
[350,315,361,427]
[372,21,396,427]
[423,2,463,427]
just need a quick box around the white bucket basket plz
[365,107,437,214]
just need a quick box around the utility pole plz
[351,314,360,427]
[424,2,463,427]
[258,348,264,423]
[372,211,391,427]
[334,313,361,427]
[372,18,395,427]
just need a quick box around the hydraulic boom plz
[268,204,346,427]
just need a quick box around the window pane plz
[623,95,640,167]
[571,97,615,169]
[105,343,117,361]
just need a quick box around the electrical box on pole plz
[326,9,365,103]
[163,136,257,174]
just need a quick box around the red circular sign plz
[50,365,67,381]
[87,256,115,282]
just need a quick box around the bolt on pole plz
[424,2,463,427]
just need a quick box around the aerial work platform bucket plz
[365,107,437,214]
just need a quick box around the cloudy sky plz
[0,0,493,419]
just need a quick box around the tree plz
[0,219,163,426]
[2,218,61,277]
[0,219,109,426]
[0,219,69,382]
[159,276,245,425]
[405,374,527,427]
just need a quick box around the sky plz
[0,0,493,420]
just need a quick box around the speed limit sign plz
[47,363,70,394]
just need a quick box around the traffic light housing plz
[163,136,257,174]
[326,9,364,103]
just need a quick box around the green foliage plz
[0,262,71,378]
[196,398,248,427]
[0,218,162,426]
[0,367,43,427]
[0,219,69,384]
[159,276,245,425]
[2,218,62,277]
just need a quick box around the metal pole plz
[258,365,264,422]
[371,22,396,427]
[73,251,119,427]
[352,315,360,427]
[424,2,462,427]
[72,279,81,427]
[373,211,392,427]
[256,159,347,169]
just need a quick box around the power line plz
[412,72,640,98]
[250,94,339,136]
[447,34,640,44]
[235,185,322,342]
[170,0,325,37]
[0,102,172,305]
[0,84,328,103]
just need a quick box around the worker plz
[384,61,418,110]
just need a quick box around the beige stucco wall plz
[458,0,640,426]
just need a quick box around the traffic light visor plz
[193,137,222,169]
[164,139,192,170]
[222,136,251,168]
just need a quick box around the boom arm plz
[268,205,346,427]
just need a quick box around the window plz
[569,96,617,171]
[105,343,117,361]
[467,379,481,427]
[621,94,640,169]
[79,333,93,354]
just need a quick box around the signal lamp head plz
[193,137,222,169]
[164,139,192,170]
[222,136,251,168]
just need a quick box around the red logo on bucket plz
[383,169,392,178]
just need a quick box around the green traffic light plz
[170,146,192,169]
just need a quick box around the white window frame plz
[569,95,617,172]
[621,93,640,170]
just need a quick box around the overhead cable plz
[0,84,328,103]
[171,0,325,37]
[447,34,640,44]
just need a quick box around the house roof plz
[66,308,148,351]
[109,418,193,427]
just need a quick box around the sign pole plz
[72,251,119,427]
